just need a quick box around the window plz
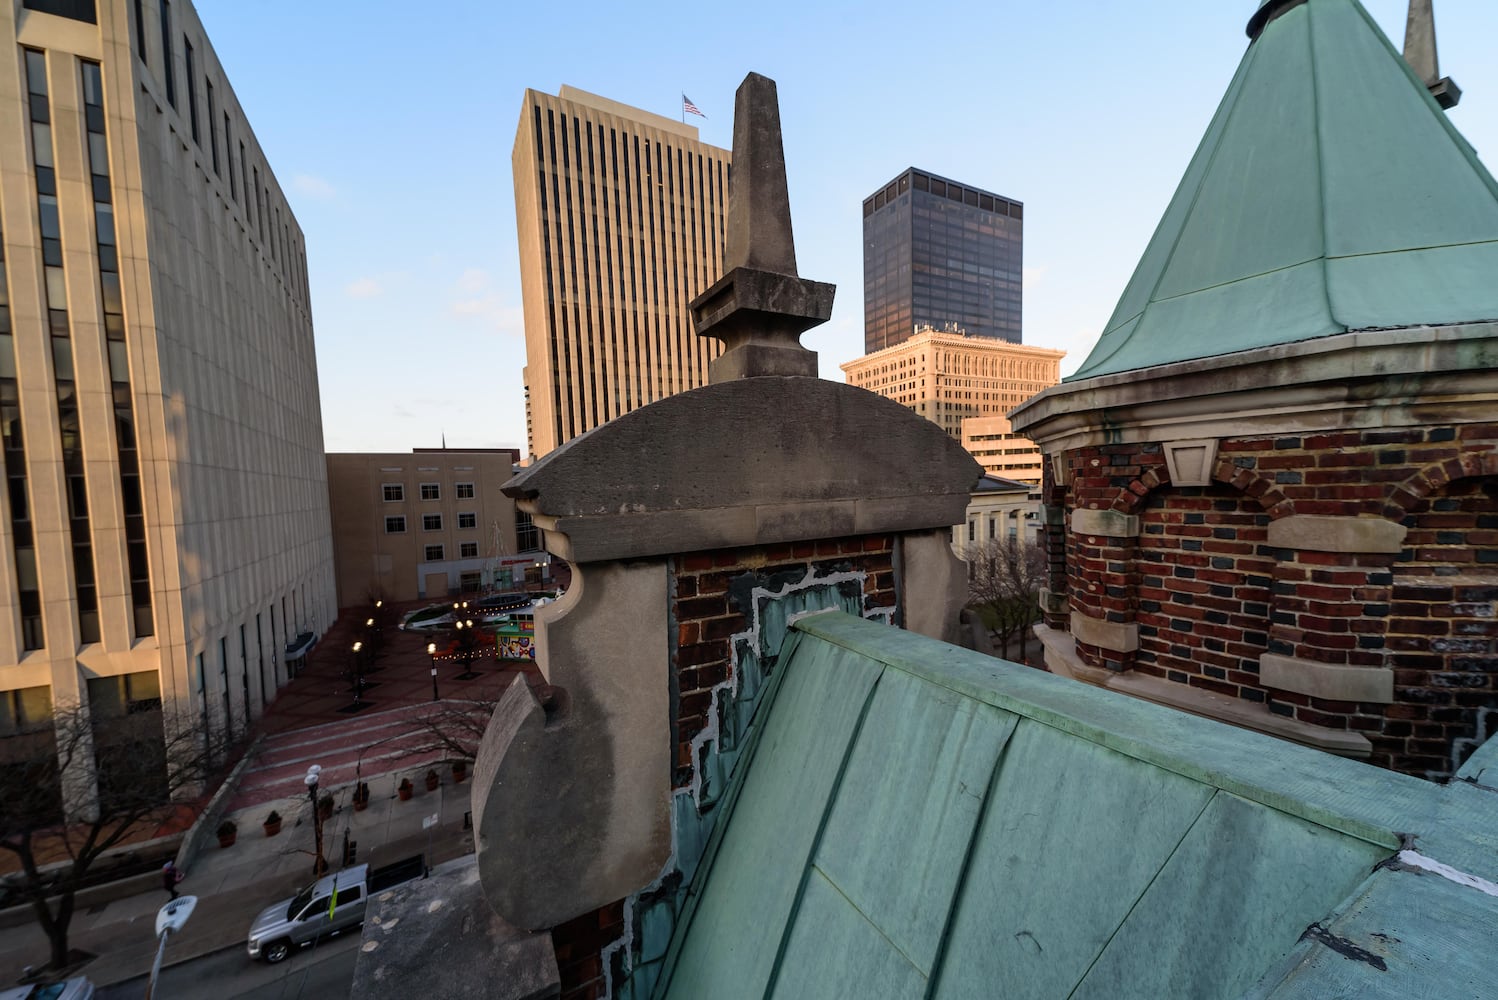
[419,483,440,501]
[459,542,479,559]
[183,38,198,142]
[382,484,403,502]
[133,0,146,62]
[422,514,442,531]
[424,545,444,562]
[22,0,97,23]
[457,512,477,530]
[206,81,219,174]
[384,516,405,534]
[224,113,235,199]
[455,482,475,499]
[516,511,539,551]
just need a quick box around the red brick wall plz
[554,898,625,1000]
[1054,428,1498,780]
[671,535,897,789]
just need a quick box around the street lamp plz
[428,641,438,701]
[304,764,326,876]
[350,640,365,704]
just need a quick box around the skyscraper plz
[862,168,1023,354]
[0,0,334,806]
[513,87,730,458]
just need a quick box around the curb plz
[176,734,265,874]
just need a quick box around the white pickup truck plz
[246,856,424,964]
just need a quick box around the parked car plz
[0,977,95,1000]
[246,857,424,963]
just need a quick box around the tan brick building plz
[326,448,552,609]
[0,0,334,804]
[840,327,1062,482]
[513,86,729,458]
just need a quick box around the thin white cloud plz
[448,268,521,334]
[1023,266,1047,290]
[292,174,337,200]
[344,277,382,299]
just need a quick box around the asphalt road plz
[96,931,359,1000]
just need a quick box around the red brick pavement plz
[231,599,545,810]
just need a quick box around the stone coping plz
[1260,652,1395,704]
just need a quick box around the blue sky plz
[195,1,1498,457]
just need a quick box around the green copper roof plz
[1070,0,1498,381]
[654,611,1498,998]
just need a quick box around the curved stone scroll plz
[472,559,671,930]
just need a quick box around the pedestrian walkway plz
[0,597,546,987]
[0,762,476,987]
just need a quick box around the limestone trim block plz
[1162,439,1219,487]
[1070,508,1141,539]
[1260,652,1394,704]
[899,530,969,647]
[1038,588,1068,615]
[1036,626,1371,757]
[1049,451,1068,489]
[1070,611,1139,653]
[1267,515,1407,554]
[473,560,671,930]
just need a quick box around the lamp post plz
[350,640,365,704]
[428,641,439,701]
[304,764,326,876]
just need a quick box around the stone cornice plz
[1012,323,1498,454]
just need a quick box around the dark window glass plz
[133,0,147,62]
[160,0,175,107]
[206,81,219,174]
[183,38,198,143]
[457,512,476,530]
[21,0,97,23]
[384,516,405,534]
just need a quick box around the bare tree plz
[967,535,1048,660]
[0,704,223,972]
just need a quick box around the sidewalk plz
[0,765,477,986]
[1,598,543,987]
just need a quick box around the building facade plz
[840,328,1062,480]
[0,0,334,806]
[327,448,553,609]
[862,167,1023,354]
[513,86,730,458]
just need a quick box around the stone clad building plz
[1012,0,1498,780]
[513,86,730,458]
[0,0,334,804]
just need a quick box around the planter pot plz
[263,820,281,837]
[398,784,413,801]
[353,796,369,812]
[425,773,440,792]
[451,763,467,784]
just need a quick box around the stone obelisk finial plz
[691,73,834,382]
[1404,0,1460,109]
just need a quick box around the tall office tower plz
[514,86,730,458]
[863,168,1023,354]
[841,328,1063,483]
[0,0,334,810]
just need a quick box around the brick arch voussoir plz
[1110,463,1171,514]
[1385,450,1498,521]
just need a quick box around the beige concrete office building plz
[841,327,1063,484]
[327,449,554,609]
[0,0,334,804]
[513,86,730,458]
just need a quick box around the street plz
[96,932,358,1000]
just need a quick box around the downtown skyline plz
[196,0,1498,457]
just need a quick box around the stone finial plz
[691,72,834,382]
[1404,0,1460,109]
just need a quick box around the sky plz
[194,1,1498,458]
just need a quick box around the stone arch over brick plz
[1385,451,1498,520]
[1109,461,1286,518]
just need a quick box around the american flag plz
[682,94,706,118]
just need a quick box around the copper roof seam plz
[1307,0,1341,335]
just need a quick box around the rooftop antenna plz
[1404,0,1461,109]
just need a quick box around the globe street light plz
[304,764,326,876]
[428,641,438,701]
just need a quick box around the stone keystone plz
[691,72,834,382]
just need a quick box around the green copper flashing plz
[1070,0,1498,382]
